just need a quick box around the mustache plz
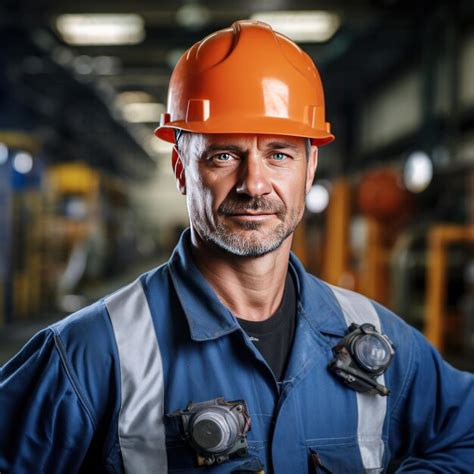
[218,197,286,216]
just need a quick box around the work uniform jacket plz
[1,229,474,473]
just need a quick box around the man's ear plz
[172,146,186,195]
[305,145,318,194]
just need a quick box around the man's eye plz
[214,153,232,161]
[272,152,287,161]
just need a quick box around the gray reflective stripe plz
[105,279,168,473]
[329,285,386,473]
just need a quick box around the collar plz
[288,253,348,338]
[168,228,348,341]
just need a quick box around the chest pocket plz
[307,438,387,474]
[164,416,265,473]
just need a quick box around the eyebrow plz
[204,144,245,153]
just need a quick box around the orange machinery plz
[426,227,474,351]
[319,168,413,307]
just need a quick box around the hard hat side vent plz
[186,100,211,122]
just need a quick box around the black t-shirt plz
[237,272,297,381]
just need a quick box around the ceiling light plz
[176,3,211,29]
[122,103,166,123]
[403,151,433,193]
[13,152,33,174]
[116,91,155,107]
[0,143,8,165]
[250,11,340,43]
[306,182,330,213]
[56,14,145,46]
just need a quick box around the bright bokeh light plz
[306,182,330,213]
[122,103,166,123]
[116,91,155,107]
[176,4,211,29]
[404,151,433,193]
[13,152,33,174]
[56,14,145,46]
[0,143,8,165]
[250,11,340,43]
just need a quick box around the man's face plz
[178,133,318,257]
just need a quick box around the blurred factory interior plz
[0,0,473,369]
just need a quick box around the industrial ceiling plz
[0,0,473,178]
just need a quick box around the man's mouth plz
[228,211,275,216]
[227,212,276,221]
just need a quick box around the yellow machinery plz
[43,162,100,305]
[425,170,474,353]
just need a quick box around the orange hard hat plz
[155,20,334,146]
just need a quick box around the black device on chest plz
[329,322,396,396]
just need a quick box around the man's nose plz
[235,155,272,197]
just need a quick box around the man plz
[1,20,473,473]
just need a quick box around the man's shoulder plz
[303,272,417,348]
[46,299,120,411]
[306,272,407,319]
[41,264,171,420]
[50,298,112,350]
[51,263,171,344]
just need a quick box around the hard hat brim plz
[155,117,334,147]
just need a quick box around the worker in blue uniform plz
[1,20,474,473]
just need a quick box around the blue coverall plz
[1,229,474,473]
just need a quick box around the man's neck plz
[190,230,292,322]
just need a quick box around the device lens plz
[355,334,391,371]
[192,419,223,450]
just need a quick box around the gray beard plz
[203,210,300,257]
